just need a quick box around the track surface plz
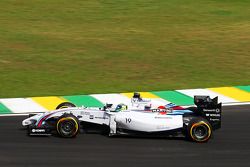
[0,105,250,167]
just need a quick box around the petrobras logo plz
[215,108,221,113]
[31,129,46,133]
[203,108,221,113]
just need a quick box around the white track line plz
[177,89,238,103]
[90,94,131,106]
[0,113,29,117]
[0,98,47,113]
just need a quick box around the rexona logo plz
[32,129,46,133]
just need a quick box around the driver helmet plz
[115,103,128,112]
[132,92,142,101]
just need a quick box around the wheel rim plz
[59,106,69,109]
[192,124,208,140]
[61,121,74,133]
[57,118,78,137]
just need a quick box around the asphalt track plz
[0,105,250,167]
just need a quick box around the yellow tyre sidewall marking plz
[57,117,79,136]
[59,106,69,109]
[190,121,211,142]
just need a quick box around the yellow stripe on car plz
[31,96,67,111]
[208,87,250,102]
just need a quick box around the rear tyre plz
[56,102,76,110]
[56,114,79,138]
[187,118,212,142]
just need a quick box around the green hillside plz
[0,0,249,97]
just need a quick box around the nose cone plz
[22,118,32,126]
[22,115,38,126]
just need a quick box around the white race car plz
[22,93,222,142]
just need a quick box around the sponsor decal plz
[206,113,221,117]
[31,129,46,133]
[94,116,108,119]
[210,118,220,121]
[215,108,221,113]
[156,125,170,129]
[155,116,173,119]
[125,118,132,123]
[81,111,90,115]
[203,108,221,113]
[203,109,215,112]
[151,108,172,113]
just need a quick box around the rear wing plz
[194,96,222,130]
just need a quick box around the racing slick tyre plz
[56,102,76,110]
[56,114,79,138]
[187,118,212,143]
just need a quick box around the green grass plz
[0,0,250,98]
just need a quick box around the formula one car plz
[22,93,222,142]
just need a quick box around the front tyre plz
[187,118,212,142]
[56,114,79,138]
[56,102,76,110]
